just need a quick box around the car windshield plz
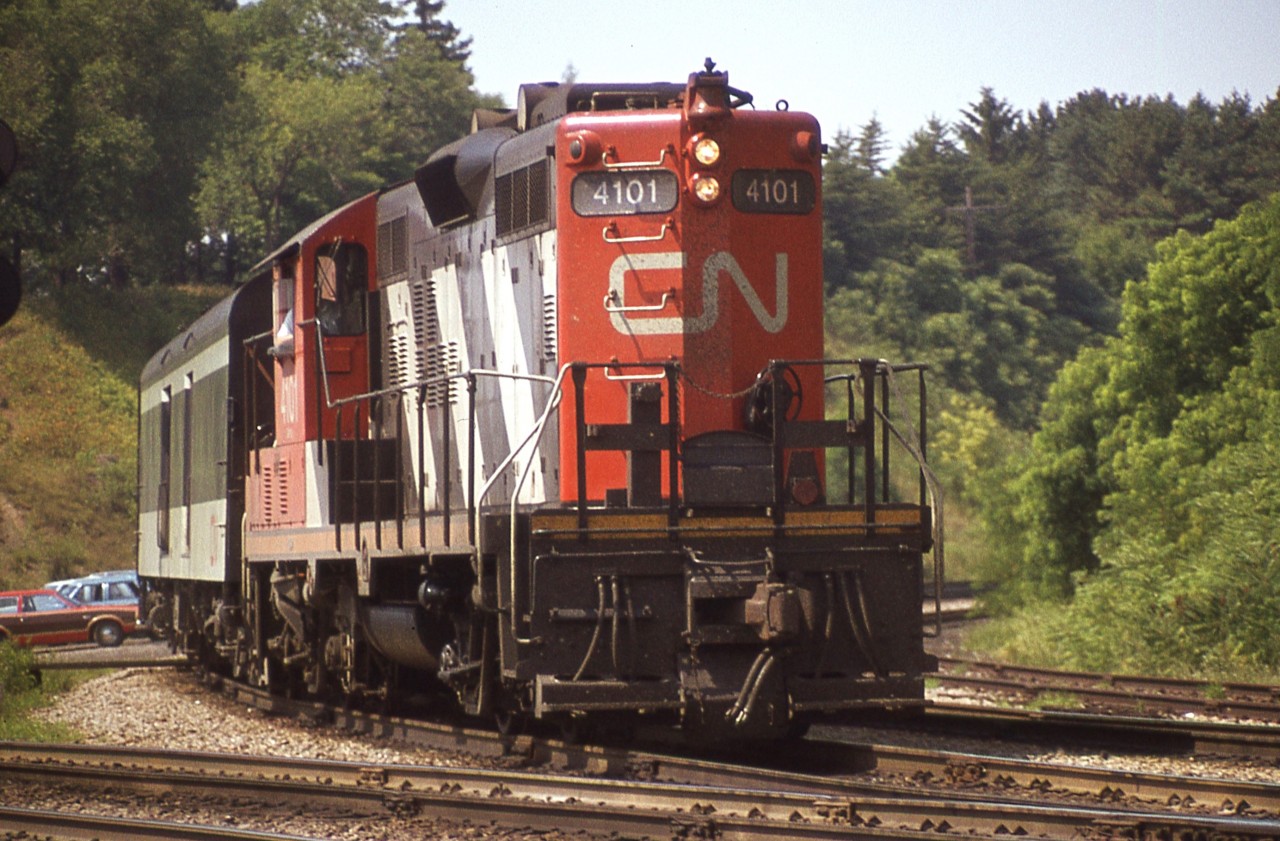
[24,593,68,611]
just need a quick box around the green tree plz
[0,0,231,287]
[194,63,384,266]
[891,118,970,254]
[192,0,483,277]
[379,25,494,181]
[1161,92,1260,232]
[989,194,1280,613]
[822,126,909,285]
[958,87,1026,165]
[405,0,472,62]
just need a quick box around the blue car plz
[43,570,141,609]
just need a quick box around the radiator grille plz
[377,214,408,278]
[496,159,549,237]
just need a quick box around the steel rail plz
[0,805,320,841]
[4,742,1280,841]
[32,658,1280,836]
[208,669,1280,816]
[937,656,1280,721]
[924,701,1280,761]
[33,655,189,670]
[35,657,1280,821]
[796,733,1280,815]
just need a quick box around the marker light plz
[692,135,721,167]
[692,174,721,204]
[790,130,821,163]
[566,131,603,166]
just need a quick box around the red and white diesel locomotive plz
[138,63,942,739]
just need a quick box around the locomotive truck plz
[138,62,942,739]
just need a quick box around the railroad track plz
[923,701,1280,761]
[20,636,1280,838]
[3,739,1280,840]
[937,656,1280,721]
[221,669,1280,820]
[0,806,318,841]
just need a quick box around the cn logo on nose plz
[607,252,788,335]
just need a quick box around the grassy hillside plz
[0,285,226,589]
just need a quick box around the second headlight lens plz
[692,174,721,203]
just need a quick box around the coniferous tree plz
[408,0,471,62]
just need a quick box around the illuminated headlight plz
[692,136,721,166]
[692,174,721,204]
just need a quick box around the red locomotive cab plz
[249,193,378,532]
[274,198,376,445]
[555,67,825,506]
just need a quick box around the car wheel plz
[93,620,124,648]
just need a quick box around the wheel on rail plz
[557,715,594,745]
[493,709,526,739]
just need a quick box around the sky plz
[445,0,1280,159]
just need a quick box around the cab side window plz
[315,243,367,336]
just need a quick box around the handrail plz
[496,364,573,644]
[602,145,670,170]
[874,360,944,638]
[602,288,675,314]
[603,366,667,382]
[602,219,673,243]
[273,350,942,645]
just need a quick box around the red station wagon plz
[0,588,138,647]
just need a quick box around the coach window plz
[315,243,367,336]
[157,386,172,553]
[182,373,193,552]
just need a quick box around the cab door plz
[312,241,369,439]
[272,260,303,445]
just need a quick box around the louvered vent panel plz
[387,332,411,388]
[527,159,548,227]
[416,276,440,349]
[542,294,557,362]
[377,222,391,278]
[389,216,406,274]
[275,458,290,523]
[425,341,459,408]
[496,160,550,238]
[261,462,276,525]
[377,215,408,278]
